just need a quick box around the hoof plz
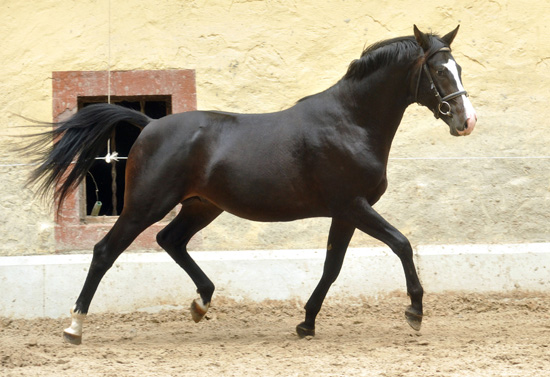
[63,330,82,345]
[296,322,315,338]
[190,298,210,323]
[405,306,423,331]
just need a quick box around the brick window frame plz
[52,70,197,252]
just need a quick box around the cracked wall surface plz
[1,0,549,255]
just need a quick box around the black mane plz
[344,34,446,81]
[296,33,447,103]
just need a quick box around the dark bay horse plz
[27,25,476,344]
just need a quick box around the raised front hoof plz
[296,322,315,338]
[405,306,423,331]
[63,330,82,345]
[190,298,210,323]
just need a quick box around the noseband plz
[414,47,468,118]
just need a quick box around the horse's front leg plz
[345,197,424,331]
[296,219,355,338]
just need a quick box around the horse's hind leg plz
[63,201,179,345]
[296,219,355,338]
[156,197,223,323]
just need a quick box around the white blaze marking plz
[443,59,477,120]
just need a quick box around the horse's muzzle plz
[457,114,477,136]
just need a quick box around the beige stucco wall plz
[1,0,549,256]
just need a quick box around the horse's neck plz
[337,68,411,153]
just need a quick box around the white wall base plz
[1,243,549,319]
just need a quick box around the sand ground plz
[1,292,549,376]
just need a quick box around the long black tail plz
[25,103,152,210]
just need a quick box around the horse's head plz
[413,25,477,136]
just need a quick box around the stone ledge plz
[1,243,549,319]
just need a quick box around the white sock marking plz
[64,306,86,337]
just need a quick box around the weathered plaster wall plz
[1,0,549,255]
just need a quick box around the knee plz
[392,234,413,258]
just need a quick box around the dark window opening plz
[78,96,171,217]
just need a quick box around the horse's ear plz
[442,25,460,46]
[413,25,430,51]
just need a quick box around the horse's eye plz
[436,68,446,76]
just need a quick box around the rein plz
[414,47,468,118]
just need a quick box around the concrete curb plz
[1,243,549,318]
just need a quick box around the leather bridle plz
[414,47,468,119]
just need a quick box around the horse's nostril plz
[463,120,469,130]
